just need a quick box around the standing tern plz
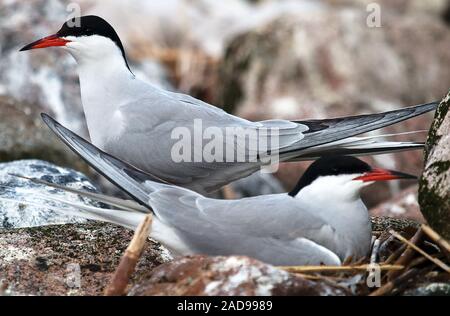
[1,118,417,265]
[21,15,436,193]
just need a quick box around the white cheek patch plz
[63,36,78,42]
[63,36,82,51]
[65,35,122,55]
[297,174,366,200]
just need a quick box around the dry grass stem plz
[104,214,153,296]
[390,230,450,274]
[279,264,404,274]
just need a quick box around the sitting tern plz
[0,116,417,266]
[20,15,436,193]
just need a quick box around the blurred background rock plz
[1,0,449,210]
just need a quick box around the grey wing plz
[113,95,306,191]
[169,92,437,156]
[118,93,437,167]
[281,101,437,157]
[148,191,341,265]
[108,89,437,191]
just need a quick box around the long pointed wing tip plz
[41,112,50,121]
[41,113,64,133]
[423,101,439,111]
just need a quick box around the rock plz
[370,186,425,223]
[0,222,171,296]
[419,91,450,240]
[0,160,99,228]
[0,96,88,170]
[403,282,450,296]
[216,9,450,118]
[129,255,348,296]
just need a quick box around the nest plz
[281,223,450,295]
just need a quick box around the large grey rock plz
[419,91,450,240]
[0,160,100,228]
[0,96,88,171]
[0,222,171,296]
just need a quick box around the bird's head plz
[20,15,131,72]
[289,156,417,201]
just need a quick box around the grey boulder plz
[0,160,102,228]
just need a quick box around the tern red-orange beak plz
[20,34,71,51]
[353,168,417,182]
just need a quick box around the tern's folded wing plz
[115,97,436,191]
[171,90,437,154]
[147,190,343,264]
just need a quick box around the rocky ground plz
[1,216,448,296]
[0,223,171,296]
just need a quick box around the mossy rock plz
[419,91,450,240]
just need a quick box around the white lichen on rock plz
[206,256,290,296]
[0,160,103,228]
[0,245,35,263]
